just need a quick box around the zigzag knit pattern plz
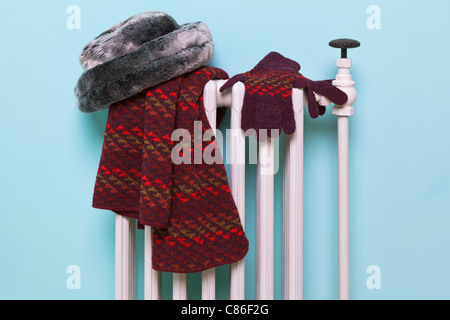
[220,52,300,141]
[93,67,249,273]
[240,70,298,140]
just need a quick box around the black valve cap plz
[329,38,361,58]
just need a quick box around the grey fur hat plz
[75,11,214,113]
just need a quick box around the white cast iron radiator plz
[114,41,358,301]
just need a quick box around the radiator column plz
[330,38,359,300]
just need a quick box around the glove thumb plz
[219,74,248,92]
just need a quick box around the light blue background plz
[1,0,449,300]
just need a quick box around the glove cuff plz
[252,51,301,73]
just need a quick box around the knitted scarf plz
[92,66,249,273]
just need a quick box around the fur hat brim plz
[75,19,214,113]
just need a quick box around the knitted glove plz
[220,52,349,140]
[293,76,348,119]
[220,52,299,141]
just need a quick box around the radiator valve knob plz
[329,38,360,59]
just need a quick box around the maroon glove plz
[220,52,348,140]
[220,52,299,141]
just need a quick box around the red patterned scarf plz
[92,67,249,273]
